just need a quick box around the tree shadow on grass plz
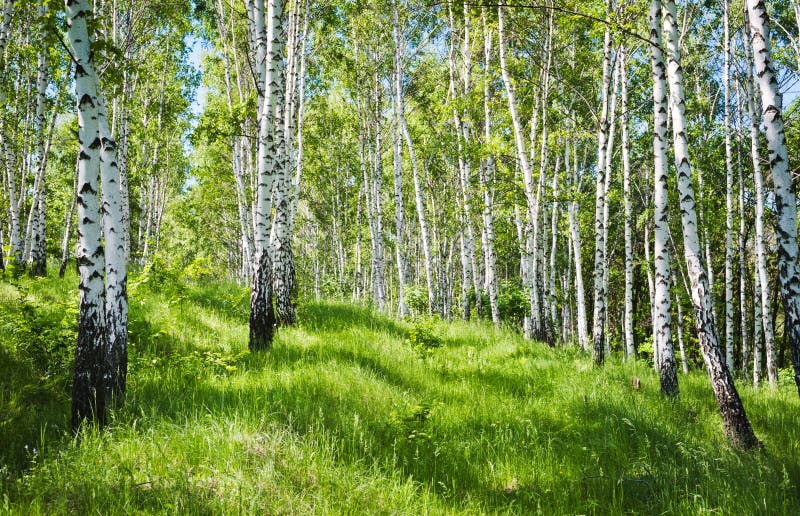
[121,355,691,513]
[296,302,409,339]
[0,324,71,478]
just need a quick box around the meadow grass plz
[1,268,799,514]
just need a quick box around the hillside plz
[1,270,799,514]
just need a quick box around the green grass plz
[1,268,799,514]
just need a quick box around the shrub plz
[405,319,442,358]
[498,281,527,325]
[405,285,429,316]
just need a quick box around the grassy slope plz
[1,270,799,514]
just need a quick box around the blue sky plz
[186,34,209,118]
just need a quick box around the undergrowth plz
[1,265,799,514]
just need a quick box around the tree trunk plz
[250,0,285,351]
[60,161,79,278]
[66,0,108,431]
[96,80,128,406]
[746,0,800,395]
[723,0,735,374]
[673,271,689,374]
[569,146,588,350]
[498,6,540,336]
[743,8,778,387]
[621,45,635,360]
[27,6,50,277]
[662,0,759,449]
[392,0,408,317]
[592,0,613,365]
[754,269,763,385]
[735,81,750,376]
[650,0,678,395]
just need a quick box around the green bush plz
[498,281,527,325]
[131,254,185,294]
[405,319,442,358]
[404,285,429,316]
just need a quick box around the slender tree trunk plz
[644,210,657,367]
[754,269,764,386]
[662,0,759,449]
[271,0,304,326]
[480,8,500,325]
[549,153,560,339]
[592,0,613,365]
[27,6,50,276]
[217,0,253,282]
[744,9,778,387]
[67,0,108,431]
[650,0,678,395]
[96,77,128,405]
[746,0,800,395]
[401,121,434,315]
[369,68,386,311]
[674,274,689,374]
[569,146,588,350]
[392,0,408,317]
[60,161,79,278]
[723,0,735,374]
[498,6,539,337]
[621,45,635,360]
[736,81,750,376]
[250,0,284,351]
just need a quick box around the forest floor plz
[1,267,799,514]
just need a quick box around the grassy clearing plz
[1,269,799,514]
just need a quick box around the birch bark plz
[592,1,613,365]
[621,45,635,360]
[744,8,777,386]
[650,0,678,395]
[746,0,800,395]
[663,0,759,448]
[66,0,108,430]
[250,0,285,350]
[723,0,735,374]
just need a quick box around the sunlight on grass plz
[1,270,799,514]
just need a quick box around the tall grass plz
[1,268,798,514]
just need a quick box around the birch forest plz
[3,0,800,512]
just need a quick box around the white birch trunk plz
[722,0,735,375]
[270,4,298,326]
[754,270,764,386]
[392,0,407,317]
[744,9,778,387]
[66,0,108,430]
[746,0,800,395]
[569,145,588,350]
[60,160,79,278]
[621,45,635,360]
[498,6,538,336]
[93,74,128,404]
[736,81,750,373]
[674,277,689,374]
[26,6,50,275]
[250,0,285,350]
[592,2,613,364]
[650,0,678,394]
[663,0,759,449]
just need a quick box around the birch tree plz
[650,0,678,395]
[662,0,759,448]
[744,5,777,387]
[592,1,613,365]
[746,0,800,396]
[722,0,735,374]
[66,0,108,430]
[250,0,285,350]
